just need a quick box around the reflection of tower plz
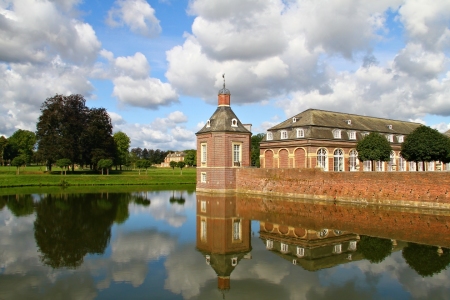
[196,75,252,192]
[196,193,252,291]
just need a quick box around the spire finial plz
[223,73,225,89]
[218,74,230,95]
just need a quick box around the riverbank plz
[0,166,196,188]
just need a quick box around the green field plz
[0,166,196,188]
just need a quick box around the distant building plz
[260,109,448,172]
[161,151,185,167]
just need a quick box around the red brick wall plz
[235,168,450,209]
[279,149,288,168]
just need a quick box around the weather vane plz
[222,73,225,89]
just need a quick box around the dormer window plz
[297,128,305,138]
[346,120,352,125]
[292,117,297,123]
[281,130,288,139]
[386,134,393,142]
[231,118,238,127]
[387,124,393,130]
[348,131,356,140]
[206,120,210,128]
[267,132,273,140]
[398,135,404,143]
[333,129,342,139]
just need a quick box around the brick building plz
[160,151,185,167]
[196,79,252,192]
[260,109,448,172]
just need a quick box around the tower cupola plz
[218,74,230,106]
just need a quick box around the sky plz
[1,0,450,150]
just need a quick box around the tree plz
[113,131,130,170]
[55,158,71,175]
[184,150,196,167]
[8,129,36,163]
[11,156,26,175]
[356,132,392,171]
[251,133,265,167]
[401,126,450,169]
[169,161,177,174]
[0,136,8,166]
[135,159,151,175]
[177,161,186,175]
[98,159,113,175]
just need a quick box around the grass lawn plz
[0,165,196,188]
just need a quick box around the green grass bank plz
[0,166,196,188]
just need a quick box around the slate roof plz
[265,109,422,141]
[196,106,251,135]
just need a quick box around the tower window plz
[231,118,238,127]
[206,120,210,128]
[201,143,207,165]
[292,117,297,123]
[233,143,242,167]
[201,172,206,183]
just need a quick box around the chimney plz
[218,74,230,106]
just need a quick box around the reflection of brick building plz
[196,193,252,291]
[196,79,252,192]
[160,151,185,167]
[259,222,362,270]
[259,109,449,172]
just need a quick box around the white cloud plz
[106,0,161,38]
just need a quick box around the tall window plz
[386,134,393,142]
[376,161,383,172]
[333,244,342,254]
[418,161,424,171]
[363,161,372,171]
[296,247,305,257]
[428,161,435,171]
[398,135,404,143]
[349,150,358,171]
[201,143,207,165]
[334,149,344,172]
[348,241,357,251]
[317,148,328,171]
[333,129,342,139]
[398,155,405,171]
[297,128,305,138]
[266,240,273,249]
[233,219,241,241]
[409,161,416,171]
[201,172,206,183]
[348,131,356,140]
[267,132,273,140]
[201,219,207,241]
[233,143,241,166]
[388,151,395,171]
[201,201,206,212]
[281,243,289,253]
[281,130,288,139]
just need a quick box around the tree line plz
[0,94,195,173]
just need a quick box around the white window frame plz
[201,218,207,241]
[296,247,305,257]
[386,134,394,142]
[201,172,206,183]
[398,155,406,171]
[333,129,342,139]
[348,131,356,140]
[317,229,329,238]
[398,135,404,143]
[349,149,358,171]
[232,143,242,167]
[348,241,357,251]
[201,201,206,212]
[231,118,238,127]
[364,161,372,171]
[409,161,416,171]
[333,244,342,254]
[267,132,273,141]
[232,219,242,241]
[418,161,424,171]
[428,161,435,171]
[266,240,273,249]
[292,117,297,123]
[281,243,289,253]
[206,120,210,128]
[334,149,344,172]
[387,124,393,130]
[297,128,305,138]
[388,151,395,171]
[376,161,384,172]
[281,130,288,139]
[201,143,207,165]
[317,148,328,171]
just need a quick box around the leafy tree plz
[142,148,149,160]
[11,156,26,175]
[356,132,392,171]
[184,150,196,167]
[7,129,36,164]
[135,159,151,175]
[251,133,265,167]
[55,158,71,175]
[6,194,35,217]
[169,161,177,174]
[113,131,130,170]
[0,136,7,166]
[402,243,450,277]
[3,142,18,166]
[177,161,186,175]
[401,126,450,169]
[98,159,113,175]
[357,235,392,263]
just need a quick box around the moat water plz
[1,187,449,300]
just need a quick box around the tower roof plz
[196,106,251,134]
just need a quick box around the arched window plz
[334,149,344,172]
[317,148,328,171]
[388,151,395,171]
[231,118,238,127]
[349,149,358,171]
[206,120,210,128]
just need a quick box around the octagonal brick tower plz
[196,78,252,192]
